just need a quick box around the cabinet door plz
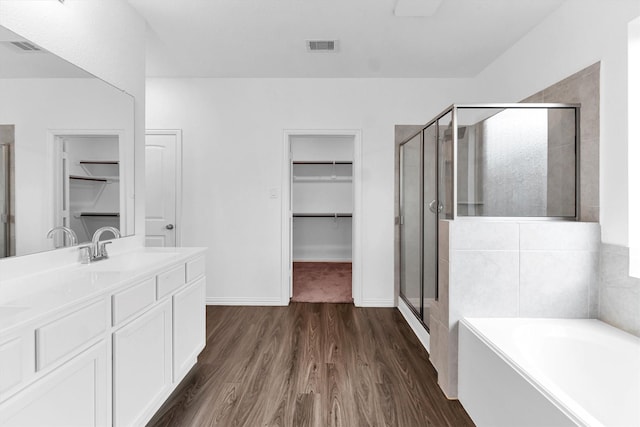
[173,277,206,382]
[0,340,108,427]
[113,299,172,427]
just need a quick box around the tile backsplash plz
[599,243,640,337]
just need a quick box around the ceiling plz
[127,0,567,78]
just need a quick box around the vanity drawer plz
[186,256,205,282]
[112,277,156,326]
[156,264,186,299]
[36,298,108,371]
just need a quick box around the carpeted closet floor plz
[291,262,353,303]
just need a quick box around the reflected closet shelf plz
[77,212,120,217]
[69,175,118,183]
[293,213,352,218]
[292,161,352,165]
[69,175,108,183]
[80,160,119,178]
[292,176,352,182]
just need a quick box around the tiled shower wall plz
[430,220,601,399]
[599,244,640,337]
[523,62,600,222]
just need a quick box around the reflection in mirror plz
[0,125,14,257]
[0,25,135,258]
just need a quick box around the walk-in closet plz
[290,135,354,303]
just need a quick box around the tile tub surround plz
[599,243,640,337]
[430,220,601,398]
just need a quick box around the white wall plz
[146,1,640,305]
[0,0,146,270]
[629,16,640,278]
[469,0,640,245]
[146,78,470,305]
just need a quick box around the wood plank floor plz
[147,304,475,427]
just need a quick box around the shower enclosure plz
[398,104,580,330]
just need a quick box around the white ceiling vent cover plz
[306,40,339,52]
[9,41,42,52]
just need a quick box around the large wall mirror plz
[0,25,135,259]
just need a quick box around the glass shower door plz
[400,133,423,316]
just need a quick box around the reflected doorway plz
[0,125,14,258]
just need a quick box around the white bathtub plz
[458,318,640,427]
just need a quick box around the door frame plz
[145,130,183,246]
[281,129,363,306]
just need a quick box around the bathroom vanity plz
[0,247,206,426]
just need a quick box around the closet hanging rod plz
[79,160,119,164]
[292,161,352,165]
[69,175,108,182]
[79,212,120,217]
[293,213,352,218]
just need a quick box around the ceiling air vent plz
[306,40,338,52]
[10,41,42,52]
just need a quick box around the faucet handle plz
[98,241,112,257]
[78,245,93,264]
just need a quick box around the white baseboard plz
[206,297,285,306]
[398,299,430,353]
[292,258,353,262]
[358,298,395,307]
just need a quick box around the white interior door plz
[145,131,181,247]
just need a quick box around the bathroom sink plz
[81,252,178,273]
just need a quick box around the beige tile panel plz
[439,219,449,262]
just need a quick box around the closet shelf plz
[80,160,119,179]
[293,176,352,182]
[292,161,352,165]
[293,213,352,218]
[79,160,119,165]
[69,175,108,183]
[78,212,120,217]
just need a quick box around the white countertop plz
[0,247,206,335]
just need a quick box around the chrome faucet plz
[79,226,121,263]
[46,226,78,247]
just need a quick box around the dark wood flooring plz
[147,304,475,427]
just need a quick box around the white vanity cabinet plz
[173,276,206,382]
[0,249,207,427]
[0,340,109,427]
[113,299,172,427]
[0,297,110,427]
[111,254,206,426]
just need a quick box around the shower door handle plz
[428,200,443,214]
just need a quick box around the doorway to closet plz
[283,131,362,305]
